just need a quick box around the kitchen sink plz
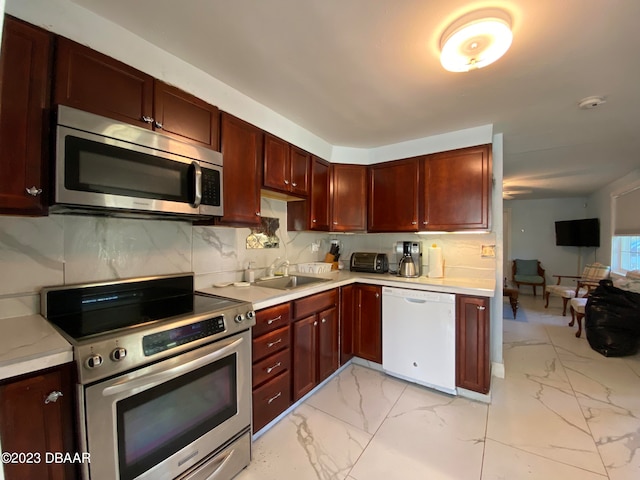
[255,275,330,290]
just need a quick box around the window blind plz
[614,186,640,235]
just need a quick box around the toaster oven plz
[350,252,389,273]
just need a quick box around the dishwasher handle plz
[405,298,427,304]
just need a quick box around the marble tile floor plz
[236,294,640,480]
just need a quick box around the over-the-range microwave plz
[52,105,223,219]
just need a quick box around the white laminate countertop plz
[199,271,495,310]
[0,272,494,381]
[0,314,73,382]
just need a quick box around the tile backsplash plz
[0,197,496,319]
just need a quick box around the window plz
[612,235,640,274]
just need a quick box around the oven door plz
[82,330,251,480]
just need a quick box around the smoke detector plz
[578,96,606,109]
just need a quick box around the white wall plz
[504,197,595,283]
[587,168,640,266]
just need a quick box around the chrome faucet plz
[267,257,290,277]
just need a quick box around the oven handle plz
[101,336,243,397]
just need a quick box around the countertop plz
[0,314,73,382]
[199,271,495,310]
[0,272,493,382]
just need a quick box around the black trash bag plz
[585,279,640,357]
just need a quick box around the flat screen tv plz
[554,218,600,247]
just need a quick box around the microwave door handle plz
[101,336,243,397]
[192,161,202,208]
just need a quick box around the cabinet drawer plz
[253,326,290,362]
[253,303,291,337]
[252,348,290,388]
[252,371,291,433]
[293,289,337,319]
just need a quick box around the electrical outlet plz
[311,241,320,253]
[481,245,496,257]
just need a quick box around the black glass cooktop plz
[44,275,241,340]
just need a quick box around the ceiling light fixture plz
[440,8,513,73]
[578,96,606,109]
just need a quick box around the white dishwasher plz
[382,286,456,395]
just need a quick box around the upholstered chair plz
[544,263,611,316]
[512,259,546,295]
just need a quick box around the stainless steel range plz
[41,273,255,480]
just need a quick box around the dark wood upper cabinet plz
[217,112,263,226]
[456,295,490,394]
[309,156,330,230]
[331,163,367,232]
[368,158,420,232]
[54,37,154,129]
[263,134,310,196]
[263,134,290,192]
[289,146,310,196]
[153,80,219,150]
[0,16,53,216]
[0,363,77,480]
[54,38,220,150]
[422,145,492,231]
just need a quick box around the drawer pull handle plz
[266,362,282,374]
[267,391,282,404]
[267,339,282,348]
[44,391,63,404]
[267,315,282,325]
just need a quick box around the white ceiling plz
[70,0,640,200]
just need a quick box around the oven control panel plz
[142,316,226,356]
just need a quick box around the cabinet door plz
[289,146,310,196]
[317,306,338,382]
[340,285,355,365]
[263,134,290,193]
[309,156,330,230]
[218,113,263,226]
[353,284,382,363]
[54,37,154,129]
[368,158,420,232]
[331,164,367,232]
[292,315,318,401]
[0,16,52,215]
[456,295,490,393]
[0,364,77,480]
[423,145,491,230]
[153,80,220,150]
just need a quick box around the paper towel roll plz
[428,245,444,278]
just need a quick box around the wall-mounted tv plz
[554,218,600,247]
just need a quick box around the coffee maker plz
[395,241,422,277]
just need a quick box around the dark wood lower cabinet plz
[352,284,382,363]
[0,363,77,480]
[291,290,339,401]
[456,295,491,393]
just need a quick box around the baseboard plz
[492,361,505,379]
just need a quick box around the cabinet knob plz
[313,321,318,326]
[292,182,297,187]
[154,121,163,129]
[25,186,42,196]
[321,318,326,323]
[256,212,261,216]
[44,391,63,404]
[375,293,380,298]
[477,306,486,311]
[142,116,154,124]
[284,180,289,185]
[312,219,317,223]
[423,221,428,225]
[411,221,417,225]
[333,221,338,225]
